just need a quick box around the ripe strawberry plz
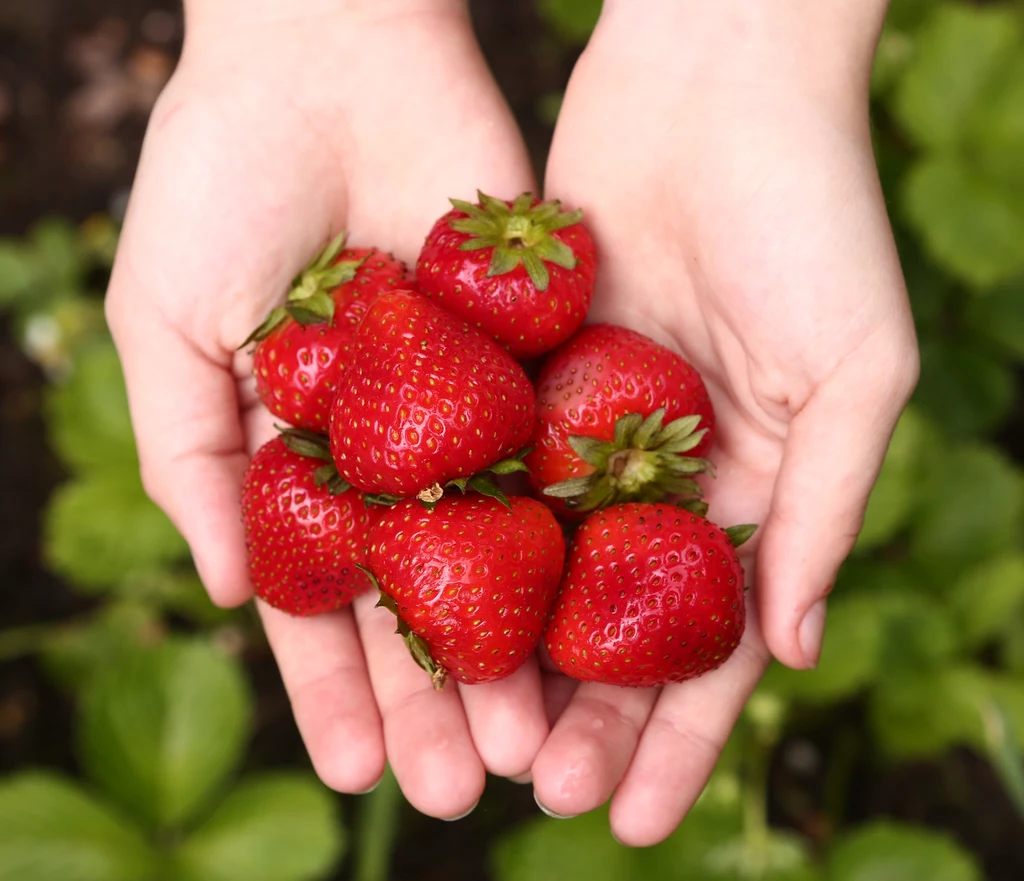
[416,191,596,359]
[245,233,408,433]
[545,503,754,687]
[525,324,716,516]
[366,494,566,687]
[330,290,535,499]
[241,431,377,616]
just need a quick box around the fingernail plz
[798,598,828,668]
[442,800,479,822]
[353,775,384,795]
[534,790,577,820]
[509,771,532,785]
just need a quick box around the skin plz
[106,0,918,844]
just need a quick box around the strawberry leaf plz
[487,457,530,475]
[370,572,449,690]
[467,475,511,509]
[543,476,594,499]
[279,428,333,462]
[725,524,758,548]
[239,308,287,348]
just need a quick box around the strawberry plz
[365,494,566,687]
[525,324,716,516]
[416,191,596,360]
[241,430,376,616]
[545,503,755,687]
[245,233,408,433]
[330,290,535,499]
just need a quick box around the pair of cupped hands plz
[105,0,918,845]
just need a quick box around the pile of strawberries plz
[240,192,754,690]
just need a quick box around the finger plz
[756,333,918,668]
[458,657,549,778]
[258,600,386,793]
[531,683,658,819]
[107,305,253,607]
[352,591,486,819]
[608,628,771,846]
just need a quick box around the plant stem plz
[743,723,771,846]
[352,765,402,881]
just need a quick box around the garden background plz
[1,1,1023,879]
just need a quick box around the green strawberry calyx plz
[725,524,757,548]
[364,448,533,511]
[448,191,583,292]
[543,409,712,513]
[240,232,367,347]
[278,427,351,496]
[360,567,449,691]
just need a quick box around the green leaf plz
[490,807,638,881]
[78,639,252,830]
[948,555,1024,649]
[45,469,189,590]
[172,774,344,881]
[868,667,988,759]
[909,443,1024,575]
[967,50,1024,189]
[902,156,1024,289]
[892,4,1021,150]
[119,569,233,627]
[965,278,1024,362]
[40,600,164,691]
[32,218,83,294]
[45,341,137,472]
[536,0,602,44]
[0,240,36,305]
[0,772,156,881]
[855,406,933,552]
[826,821,982,881]
[912,338,1017,438]
[685,832,818,881]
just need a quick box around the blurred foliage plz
[0,220,348,880]
[0,0,1023,878]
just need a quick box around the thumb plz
[756,331,918,669]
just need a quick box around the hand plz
[106,0,547,818]
[528,0,920,844]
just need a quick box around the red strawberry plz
[545,503,754,687]
[241,431,377,616]
[416,191,596,359]
[366,495,566,686]
[330,290,535,498]
[246,233,408,433]
[525,324,716,516]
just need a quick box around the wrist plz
[183,0,469,50]
[596,0,888,100]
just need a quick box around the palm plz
[527,37,918,844]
